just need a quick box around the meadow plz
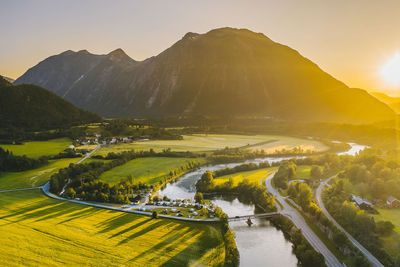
[372,208,400,258]
[0,138,72,158]
[95,134,327,156]
[100,157,206,185]
[213,167,277,186]
[295,165,312,180]
[0,190,225,266]
[0,158,80,190]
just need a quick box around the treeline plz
[340,149,400,200]
[214,207,239,267]
[324,179,395,266]
[100,119,182,140]
[0,147,48,172]
[196,171,276,212]
[94,148,203,160]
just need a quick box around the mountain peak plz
[78,49,90,54]
[108,48,127,57]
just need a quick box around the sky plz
[1,0,400,94]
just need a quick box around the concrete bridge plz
[228,212,279,221]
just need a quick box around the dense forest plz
[0,76,101,132]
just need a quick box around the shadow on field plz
[96,213,140,234]
[127,226,200,263]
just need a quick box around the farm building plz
[386,196,400,208]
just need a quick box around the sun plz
[380,53,400,86]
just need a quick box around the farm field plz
[95,134,328,156]
[0,138,72,158]
[100,157,206,185]
[214,167,277,186]
[0,158,80,190]
[0,190,225,267]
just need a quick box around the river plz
[159,143,366,266]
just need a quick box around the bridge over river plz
[228,212,279,221]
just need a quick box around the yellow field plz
[96,134,327,156]
[0,190,225,266]
[214,167,277,186]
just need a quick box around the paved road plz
[41,182,219,222]
[316,177,384,267]
[76,144,101,164]
[264,173,343,267]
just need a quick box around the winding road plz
[316,176,384,267]
[263,173,343,267]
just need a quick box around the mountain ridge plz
[14,27,395,123]
[0,76,101,130]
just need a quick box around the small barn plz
[386,196,400,208]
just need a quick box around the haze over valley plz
[2,1,400,267]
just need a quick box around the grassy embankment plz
[95,134,328,156]
[0,138,72,158]
[0,158,80,190]
[0,190,225,266]
[100,157,206,185]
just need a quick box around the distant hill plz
[15,27,395,123]
[0,76,101,130]
[370,92,400,113]
[1,75,15,83]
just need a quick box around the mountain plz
[371,92,400,113]
[15,27,395,123]
[0,76,101,130]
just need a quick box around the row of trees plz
[0,147,48,172]
[213,207,239,267]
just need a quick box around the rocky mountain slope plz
[15,28,395,123]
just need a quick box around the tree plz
[333,231,347,247]
[195,192,204,204]
[376,221,394,236]
[310,165,323,181]
[195,171,214,192]
[152,210,158,219]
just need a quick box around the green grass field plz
[100,157,206,185]
[95,134,328,156]
[295,165,311,180]
[372,208,400,258]
[214,167,277,186]
[0,158,80,190]
[0,138,72,158]
[0,190,225,266]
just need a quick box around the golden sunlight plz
[381,53,400,86]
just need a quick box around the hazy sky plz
[1,0,400,93]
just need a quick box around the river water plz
[160,143,366,266]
